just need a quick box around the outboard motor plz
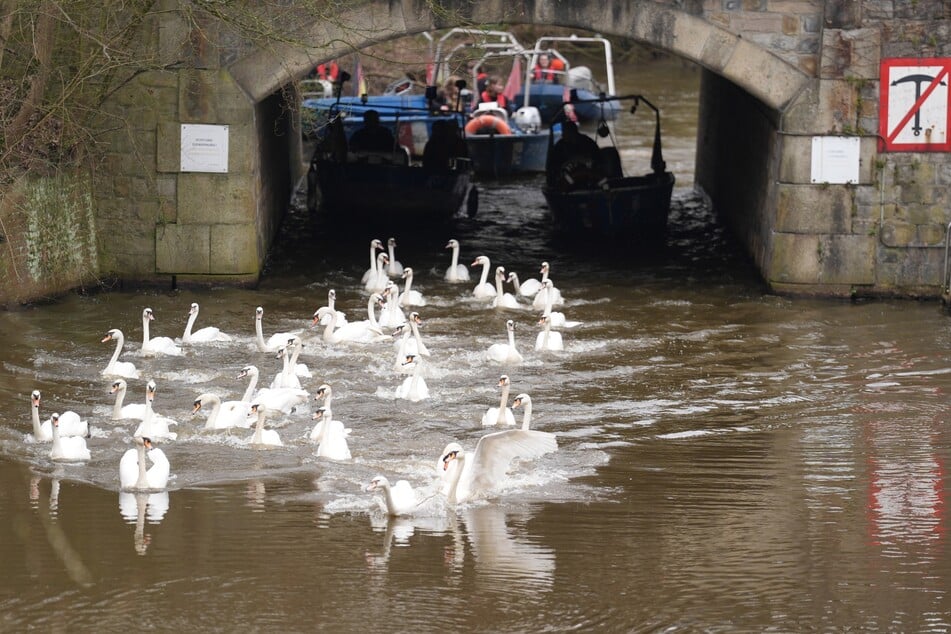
[513,106,542,133]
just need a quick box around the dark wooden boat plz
[306,103,476,223]
[543,94,675,239]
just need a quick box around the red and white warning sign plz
[879,58,951,152]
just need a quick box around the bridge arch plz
[230,2,808,111]
[95,0,949,297]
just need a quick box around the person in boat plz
[437,75,465,112]
[546,119,604,190]
[349,109,396,154]
[316,60,339,82]
[533,53,564,84]
[479,75,508,110]
[423,119,469,172]
[312,114,348,163]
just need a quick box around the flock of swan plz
[24,237,585,517]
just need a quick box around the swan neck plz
[241,369,258,402]
[510,274,520,292]
[367,297,380,328]
[136,443,149,489]
[255,315,267,351]
[450,245,459,269]
[495,273,504,295]
[499,383,510,409]
[521,402,533,430]
[479,261,490,285]
[508,329,517,348]
[112,386,126,419]
[204,395,221,429]
[252,410,265,443]
[183,312,197,341]
[142,315,150,345]
[109,334,123,365]
[31,402,42,436]
[322,309,336,340]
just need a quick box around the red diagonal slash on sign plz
[886,66,950,143]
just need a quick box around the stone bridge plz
[92,0,951,298]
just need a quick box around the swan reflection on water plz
[30,472,63,516]
[364,504,554,590]
[119,491,170,555]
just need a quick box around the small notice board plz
[180,124,229,172]
[879,58,951,152]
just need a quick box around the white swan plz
[182,302,233,344]
[119,436,170,490]
[237,365,307,415]
[50,413,91,461]
[486,319,523,365]
[193,392,252,430]
[395,354,429,402]
[379,281,406,328]
[492,266,521,309]
[507,270,542,299]
[361,238,384,283]
[29,390,53,441]
[365,252,390,293]
[532,263,564,309]
[385,237,404,277]
[539,279,580,328]
[444,239,470,282]
[270,337,304,389]
[101,329,139,378]
[481,375,517,427]
[110,379,147,421]
[471,255,497,299]
[393,325,414,375]
[140,308,183,356]
[314,289,348,327]
[316,294,388,344]
[310,406,351,460]
[366,475,420,516]
[398,267,426,307]
[535,314,564,352]
[438,429,558,504]
[394,311,429,359]
[133,380,178,440]
[254,306,298,353]
[29,390,88,439]
[248,403,283,448]
[512,393,539,431]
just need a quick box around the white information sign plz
[180,124,229,173]
[810,136,860,184]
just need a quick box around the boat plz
[517,35,621,125]
[306,101,476,223]
[460,46,559,177]
[542,93,675,240]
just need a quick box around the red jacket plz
[480,90,506,108]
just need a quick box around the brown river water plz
[2,58,951,632]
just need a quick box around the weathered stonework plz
[3,0,939,305]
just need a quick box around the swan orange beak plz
[100,334,112,343]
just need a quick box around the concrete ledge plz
[769,232,821,284]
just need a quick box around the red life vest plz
[480,90,506,108]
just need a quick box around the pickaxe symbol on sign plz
[891,73,948,136]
